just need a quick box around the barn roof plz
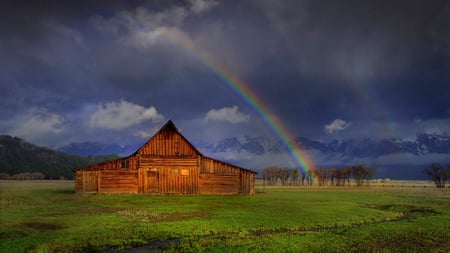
[135,120,256,174]
[75,120,257,174]
[132,119,201,156]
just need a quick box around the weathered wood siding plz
[98,170,138,193]
[76,170,138,194]
[75,170,83,192]
[201,157,245,175]
[74,120,256,195]
[138,156,200,194]
[74,157,138,193]
[137,126,198,157]
[240,171,255,195]
[199,174,240,194]
[139,156,199,167]
[199,157,255,195]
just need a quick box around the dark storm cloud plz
[251,0,450,136]
[0,0,449,148]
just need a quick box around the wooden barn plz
[74,120,256,195]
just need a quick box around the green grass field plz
[1,180,449,252]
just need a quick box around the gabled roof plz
[132,119,201,156]
[135,120,257,174]
[75,120,257,174]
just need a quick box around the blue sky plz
[1,0,449,154]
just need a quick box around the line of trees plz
[423,163,450,188]
[263,165,376,187]
[0,172,46,180]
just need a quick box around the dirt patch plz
[369,204,440,219]
[78,207,126,216]
[0,230,29,239]
[21,222,65,231]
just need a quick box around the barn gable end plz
[74,120,256,195]
[135,120,199,157]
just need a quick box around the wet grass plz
[0,180,449,252]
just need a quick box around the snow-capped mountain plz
[58,133,450,159]
[198,133,449,180]
[416,133,450,154]
[198,136,272,155]
[200,133,450,159]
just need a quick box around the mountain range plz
[197,133,450,180]
[54,133,450,180]
[195,133,450,159]
[56,133,450,158]
[2,131,447,180]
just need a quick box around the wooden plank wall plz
[138,167,199,195]
[75,156,138,193]
[201,157,244,175]
[138,156,200,194]
[75,155,255,195]
[239,172,255,195]
[75,170,83,192]
[139,156,199,167]
[159,167,198,194]
[82,171,98,193]
[198,174,240,194]
[76,170,138,194]
[199,157,255,195]
[137,128,198,156]
[77,157,137,171]
[99,170,138,193]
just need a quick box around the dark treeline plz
[0,135,119,180]
[263,165,376,187]
[0,172,46,180]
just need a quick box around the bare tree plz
[263,167,278,185]
[342,167,352,186]
[290,168,299,186]
[351,165,365,187]
[279,168,291,186]
[300,171,306,185]
[306,170,313,186]
[335,168,343,186]
[329,168,337,186]
[423,163,450,188]
[314,168,328,186]
[366,167,376,186]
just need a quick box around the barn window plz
[121,160,129,169]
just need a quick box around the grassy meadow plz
[0,180,449,252]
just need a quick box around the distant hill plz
[0,135,119,180]
[57,141,141,157]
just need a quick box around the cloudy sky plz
[1,0,450,156]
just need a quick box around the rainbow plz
[89,5,316,176]
[159,29,315,176]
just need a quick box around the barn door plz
[146,171,159,194]
[83,171,98,193]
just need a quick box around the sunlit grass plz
[0,180,449,252]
